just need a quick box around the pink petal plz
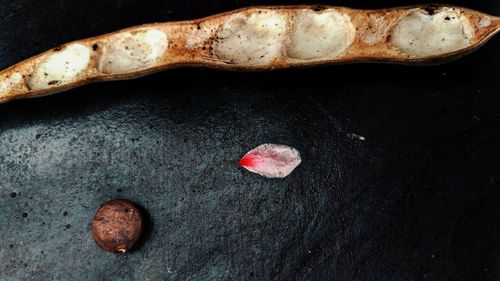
[239,144,302,178]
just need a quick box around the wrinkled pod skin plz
[0,4,499,104]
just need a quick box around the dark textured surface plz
[1,1,500,280]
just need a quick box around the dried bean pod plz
[0,4,498,104]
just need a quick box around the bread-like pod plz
[0,4,498,104]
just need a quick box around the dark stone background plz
[1,0,500,280]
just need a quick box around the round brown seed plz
[92,199,143,253]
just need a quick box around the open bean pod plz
[0,4,499,104]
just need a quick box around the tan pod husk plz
[0,4,499,104]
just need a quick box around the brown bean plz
[0,4,498,103]
[92,199,143,253]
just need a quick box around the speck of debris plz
[63,211,68,216]
[65,224,71,229]
[348,133,366,141]
[10,192,17,198]
[22,212,28,218]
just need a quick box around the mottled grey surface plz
[0,76,352,280]
[1,1,500,281]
